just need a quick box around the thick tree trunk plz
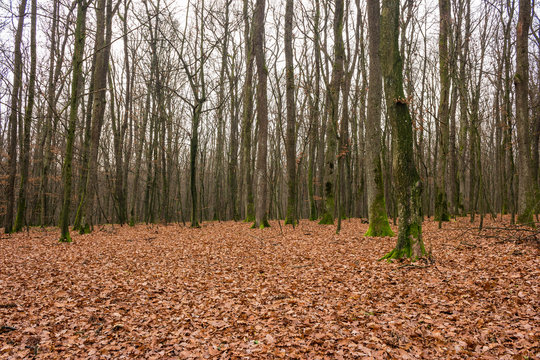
[365,0,393,237]
[380,0,426,260]
[515,0,536,225]
[319,0,344,225]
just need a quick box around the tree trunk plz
[109,71,127,225]
[81,0,114,233]
[4,0,27,233]
[241,0,255,222]
[187,0,207,227]
[284,0,297,226]
[13,0,36,232]
[131,59,152,224]
[308,0,321,221]
[319,0,344,225]
[365,0,393,237]
[39,0,59,227]
[215,0,230,221]
[435,0,451,224]
[121,0,133,225]
[253,0,269,228]
[228,52,240,221]
[380,0,426,260]
[457,0,471,216]
[515,0,536,225]
[190,104,202,227]
[59,0,87,242]
[468,12,488,223]
[73,52,96,230]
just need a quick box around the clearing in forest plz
[0,217,538,359]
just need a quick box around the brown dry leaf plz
[0,217,538,358]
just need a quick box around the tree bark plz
[460,0,471,216]
[13,0,37,232]
[59,0,87,242]
[319,0,344,225]
[307,0,321,221]
[241,0,255,222]
[109,70,127,225]
[365,0,393,237]
[515,0,536,225]
[39,0,59,227]
[4,0,27,233]
[284,0,297,226]
[73,51,96,230]
[435,0,451,224]
[121,0,133,225]
[215,0,230,221]
[228,50,240,221]
[253,0,269,228]
[380,0,426,260]
[81,0,114,232]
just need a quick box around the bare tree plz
[241,0,256,222]
[12,0,36,232]
[80,0,117,233]
[435,0,451,224]
[253,0,270,228]
[515,0,536,225]
[365,0,393,237]
[380,0,426,260]
[59,0,88,242]
[214,0,231,221]
[319,0,344,225]
[284,0,297,226]
[4,0,27,233]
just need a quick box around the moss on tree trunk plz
[319,191,335,225]
[365,0,393,238]
[379,0,426,260]
[365,193,394,236]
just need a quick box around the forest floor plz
[0,217,538,359]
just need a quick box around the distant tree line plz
[0,0,538,258]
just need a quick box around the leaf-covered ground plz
[0,217,538,359]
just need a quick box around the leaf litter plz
[0,217,538,359]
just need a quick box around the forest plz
[0,0,539,358]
